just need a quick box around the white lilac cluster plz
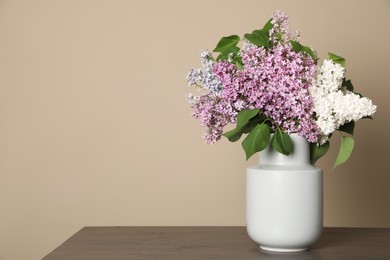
[310,59,377,144]
[186,50,223,94]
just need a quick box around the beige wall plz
[0,0,389,259]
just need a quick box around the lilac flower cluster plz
[190,94,237,144]
[186,50,223,93]
[185,10,377,167]
[213,44,319,142]
[310,60,377,144]
[186,51,238,144]
[269,10,291,45]
[186,11,321,144]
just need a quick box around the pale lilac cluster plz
[186,50,223,93]
[310,60,377,144]
[190,94,237,144]
[213,44,319,142]
[186,51,238,144]
[269,10,291,45]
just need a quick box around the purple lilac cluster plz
[190,94,237,144]
[214,44,318,142]
[186,50,238,144]
[187,10,319,144]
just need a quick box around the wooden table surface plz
[43,227,390,259]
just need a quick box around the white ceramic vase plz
[246,134,323,252]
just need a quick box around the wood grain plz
[43,227,390,259]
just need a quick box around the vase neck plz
[259,134,310,166]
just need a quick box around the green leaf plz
[244,30,269,48]
[342,79,354,91]
[328,53,346,67]
[338,121,355,135]
[235,61,243,70]
[240,122,258,134]
[262,18,273,35]
[223,128,243,142]
[241,123,270,160]
[310,142,330,165]
[213,35,240,54]
[271,129,293,156]
[234,56,244,70]
[333,136,355,169]
[216,52,229,61]
[236,109,260,130]
[290,40,317,61]
[304,48,316,61]
[290,40,302,51]
[222,113,266,142]
[242,115,267,133]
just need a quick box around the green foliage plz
[222,109,263,142]
[271,128,293,155]
[333,136,355,169]
[213,35,240,53]
[328,53,346,67]
[310,142,330,165]
[241,123,271,160]
[244,30,270,48]
[262,18,273,35]
[213,35,240,61]
[241,115,267,133]
[338,121,355,135]
[290,40,317,61]
[236,109,260,129]
[342,79,354,91]
[223,128,244,142]
[235,59,244,70]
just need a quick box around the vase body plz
[246,134,323,252]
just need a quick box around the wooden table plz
[43,227,390,259]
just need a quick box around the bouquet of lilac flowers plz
[185,11,376,168]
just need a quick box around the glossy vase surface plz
[246,134,323,252]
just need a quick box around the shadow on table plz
[245,247,321,260]
[244,229,354,260]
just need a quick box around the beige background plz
[0,0,389,259]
